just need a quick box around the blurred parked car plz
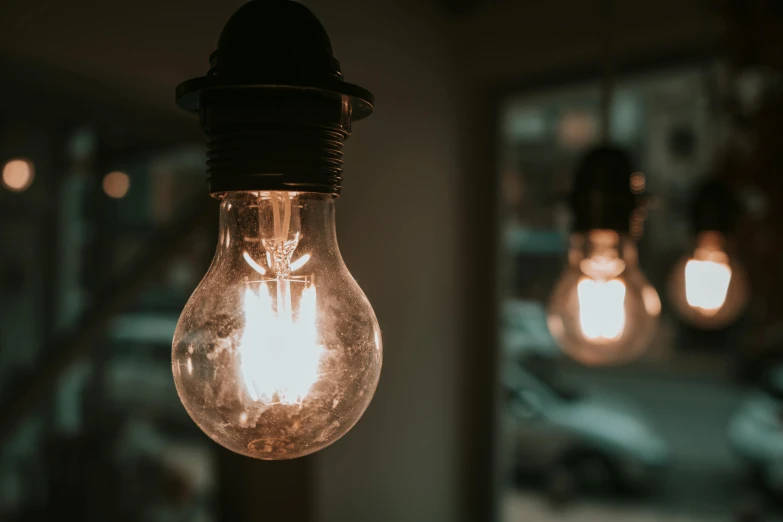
[729,366,783,499]
[504,363,668,501]
[503,299,561,359]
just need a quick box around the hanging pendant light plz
[171,0,382,460]
[667,179,750,329]
[547,0,660,366]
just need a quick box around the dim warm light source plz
[2,159,34,192]
[103,171,131,199]
[558,110,598,150]
[668,231,749,329]
[630,171,646,194]
[548,230,658,365]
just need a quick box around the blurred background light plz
[102,171,130,199]
[2,159,34,192]
[630,171,646,194]
[557,110,597,150]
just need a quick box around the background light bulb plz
[668,231,749,329]
[548,230,659,365]
[173,192,382,460]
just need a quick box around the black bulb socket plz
[691,179,739,235]
[570,146,638,234]
[176,0,374,197]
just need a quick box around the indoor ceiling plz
[0,0,245,115]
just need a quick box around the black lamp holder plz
[691,179,739,235]
[568,3,639,235]
[176,0,374,196]
[570,146,638,234]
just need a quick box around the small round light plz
[103,171,131,199]
[630,172,646,194]
[2,159,35,192]
[558,111,597,150]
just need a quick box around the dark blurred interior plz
[1,1,782,521]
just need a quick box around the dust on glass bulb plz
[548,230,659,365]
[173,191,382,460]
[668,231,749,329]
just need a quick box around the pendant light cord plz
[600,0,615,144]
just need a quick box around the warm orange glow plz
[103,171,131,199]
[558,111,597,150]
[577,277,626,342]
[685,259,732,315]
[630,172,646,194]
[643,285,662,317]
[239,283,324,405]
[2,159,34,192]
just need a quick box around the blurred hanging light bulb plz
[548,147,659,365]
[667,180,749,329]
[171,0,381,460]
[549,230,658,365]
[668,231,749,329]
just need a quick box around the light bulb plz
[548,230,659,365]
[173,191,382,459]
[668,231,749,329]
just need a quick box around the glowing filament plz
[238,283,323,405]
[577,278,627,342]
[290,254,311,272]
[243,252,267,275]
[685,259,732,315]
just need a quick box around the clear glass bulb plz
[667,231,749,329]
[173,191,382,459]
[547,230,659,365]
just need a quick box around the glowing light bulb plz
[173,191,382,459]
[548,230,659,365]
[668,231,749,329]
